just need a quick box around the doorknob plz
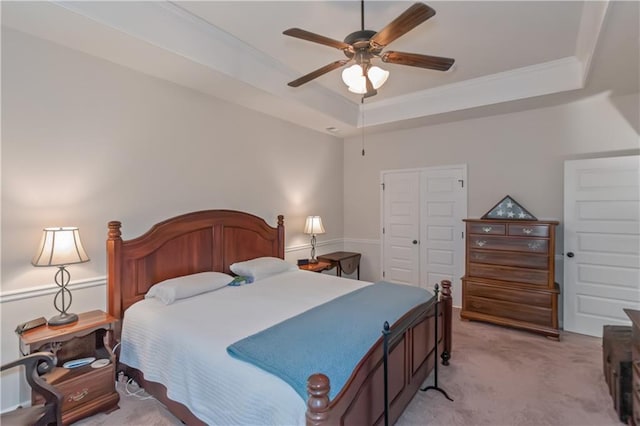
[412,240,418,245]
[566,252,575,258]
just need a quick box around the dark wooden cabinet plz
[625,308,640,425]
[461,219,560,339]
[19,310,120,424]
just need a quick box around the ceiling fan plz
[283,1,455,98]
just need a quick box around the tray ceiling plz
[2,1,638,136]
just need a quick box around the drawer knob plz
[68,388,89,402]
[482,227,492,233]
[476,240,487,247]
[523,228,533,234]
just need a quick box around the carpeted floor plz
[77,309,620,426]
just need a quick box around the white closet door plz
[564,155,640,337]
[381,170,421,286]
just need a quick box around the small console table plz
[317,251,361,280]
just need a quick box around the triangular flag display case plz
[481,195,537,220]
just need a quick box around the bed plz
[106,209,452,425]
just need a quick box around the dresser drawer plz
[465,295,552,327]
[468,235,549,254]
[508,224,550,237]
[468,263,549,286]
[464,280,552,308]
[468,249,548,270]
[468,223,505,235]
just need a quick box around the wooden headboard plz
[107,210,284,320]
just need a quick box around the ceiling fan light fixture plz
[342,64,389,94]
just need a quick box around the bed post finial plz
[440,279,452,365]
[277,215,284,227]
[306,373,330,425]
[108,221,122,239]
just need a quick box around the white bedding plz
[120,269,371,426]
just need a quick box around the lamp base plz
[48,312,78,326]
[309,259,319,264]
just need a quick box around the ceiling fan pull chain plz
[361,96,365,156]
[361,0,365,31]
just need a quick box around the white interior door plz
[564,155,640,337]
[420,166,467,304]
[381,171,420,286]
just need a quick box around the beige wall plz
[343,91,639,282]
[1,28,344,409]
[1,28,344,294]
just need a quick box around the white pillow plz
[230,257,297,281]
[145,271,233,305]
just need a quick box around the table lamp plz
[304,216,325,264]
[32,227,90,326]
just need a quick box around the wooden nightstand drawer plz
[37,363,115,411]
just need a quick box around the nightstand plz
[18,310,120,424]
[317,251,361,280]
[299,261,332,273]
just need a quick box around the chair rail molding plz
[0,277,106,304]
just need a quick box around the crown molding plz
[361,56,584,128]
[575,0,611,86]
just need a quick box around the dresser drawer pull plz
[68,388,89,402]
[527,241,543,251]
[475,240,487,247]
[523,228,533,234]
[482,227,492,233]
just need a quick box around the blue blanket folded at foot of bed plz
[226,281,433,400]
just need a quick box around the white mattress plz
[120,270,371,426]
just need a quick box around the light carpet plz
[77,309,620,426]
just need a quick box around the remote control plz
[62,357,96,369]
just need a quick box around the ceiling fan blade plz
[381,51,454,71]
[283,28,352,51]
[287,60,350,87]
[370,3,436,48]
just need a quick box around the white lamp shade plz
[304,216,326,235]
[32,227,90,267]
[342,64,389,94]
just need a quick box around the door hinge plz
[461,231,464,239]
[382,271,385,278]
[381,182,385,190]
[458,179,464,188]
[383,227,385,234]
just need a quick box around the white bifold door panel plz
[381,166,467,306]
[564,155,640,337]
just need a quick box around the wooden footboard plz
[306,280,452,426]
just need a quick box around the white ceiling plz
[2,1,638,137]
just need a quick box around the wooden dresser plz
[625,308,640,425]
[461,219,560,339]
